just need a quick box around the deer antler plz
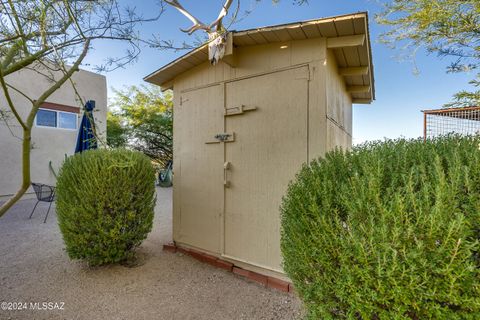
[164,0,211,34]
[165,0,234,65]
[209,0,233,32]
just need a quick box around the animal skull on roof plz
[164,0,233,65]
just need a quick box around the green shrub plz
[281,136,480,319]
[56,149,156,266]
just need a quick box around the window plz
[58,112,77,129]
[36,108,78,130]
[36,109,57,127]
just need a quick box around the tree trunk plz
[0,128,32,217]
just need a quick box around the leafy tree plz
[376,0,480,107]
[108,85,173,166]
[106,111,129,148]
[0,0,162,217]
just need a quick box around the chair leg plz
[29,200,40,219]
[44,201,53,223]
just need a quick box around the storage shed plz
[145,12,375,280]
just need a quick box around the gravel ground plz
[0,187,302,320]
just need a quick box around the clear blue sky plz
[83,0,475,144]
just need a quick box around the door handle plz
[224,162,231,188]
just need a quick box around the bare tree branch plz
[0,67,26,129]
[0,0,163,217]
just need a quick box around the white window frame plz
[35,108,78,131]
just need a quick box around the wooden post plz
[423,112,427,142]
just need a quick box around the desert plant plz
[108,85,173,166]
[56,149,156,266]
[281,135,480,319]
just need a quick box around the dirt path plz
[0,188,302,320]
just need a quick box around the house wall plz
[0,66,107,200]
[171,39,352,278]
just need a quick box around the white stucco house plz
[0,66,107,200]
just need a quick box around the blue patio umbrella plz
[75,100,98,153]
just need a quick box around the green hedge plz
[56,149,156,266]
[281,136,480,319]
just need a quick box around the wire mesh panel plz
[423,106,480,139]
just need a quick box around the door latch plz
[215,133,231,142]
[225,105,257,116]
[205,132,235,144]
[224,161,231,188]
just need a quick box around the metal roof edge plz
[233,11,368,36]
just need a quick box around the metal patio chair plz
[29,183,56,223]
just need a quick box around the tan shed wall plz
[174,84,225,253]
[171,38,352,277]
[174,38,326,92]
[326,50,353,150]
[0,67,107,199]
[223,67,309,274]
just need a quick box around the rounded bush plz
[56,149,156,266]
[281,136,480,319]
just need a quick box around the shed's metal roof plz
[144,12,375,103]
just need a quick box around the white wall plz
[0,65,107,199]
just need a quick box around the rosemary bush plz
[281,136,480,319]
[56,149,156,266]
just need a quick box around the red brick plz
[171,247,294,294]
[201,253,218,266]
[214,259,233,271]
[267,277,289,292]
[233,267,268,286]
[177,247,190,255]
[232,266,250,277]
[188,249,205,262]
[288,283,295,293]
[162,243,177,253]
[248,271,268,286]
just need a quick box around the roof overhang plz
[144,12,375,104]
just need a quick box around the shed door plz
[177,84,224,252]
[223,66,309,271]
